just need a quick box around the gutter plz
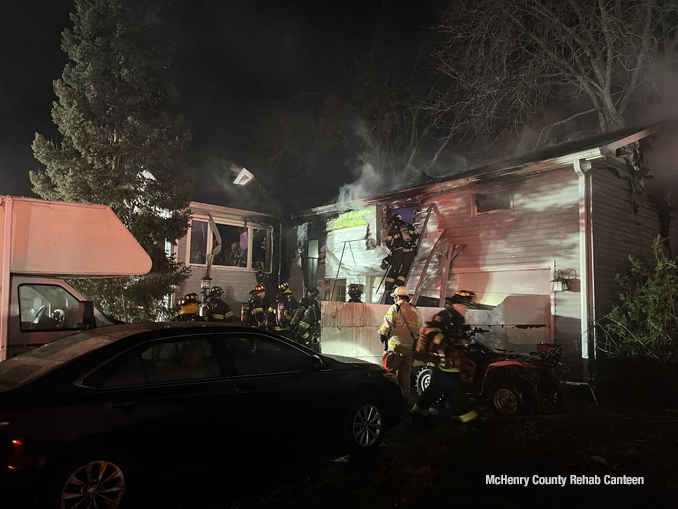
[573,159,596,382]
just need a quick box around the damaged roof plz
[297,121,665,219]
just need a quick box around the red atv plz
[412,329,564,417]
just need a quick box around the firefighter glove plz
[379,334,389,351]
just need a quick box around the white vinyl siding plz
[591,168,662,321]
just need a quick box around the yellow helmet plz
[391,286,411,299]
[250,283,265,296]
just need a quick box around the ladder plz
[378,204,435,304]
[411,231,465,306]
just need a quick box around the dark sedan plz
[0,323,402,508]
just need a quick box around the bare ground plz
[163,401,678,509]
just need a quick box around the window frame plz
[215,332,326,377]
[185,215,273,273]
[471,191,513,216]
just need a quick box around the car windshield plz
[0,331,117,392]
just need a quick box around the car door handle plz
[110,400,142,409]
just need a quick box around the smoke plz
[296,222,308,268]
[335,162,385,206]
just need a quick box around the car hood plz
[321,354,383,370]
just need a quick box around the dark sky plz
[0,0,408,211]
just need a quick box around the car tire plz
[343,395,386,456]
[42,448,138,509]
[487,376,533,417]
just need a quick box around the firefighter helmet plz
[347,284,362,296]
[446,290,476,307]
[210,286,223,298]
[183,293,200,305]
[391,286,411,299]
[250,283,265,296]
[387,214,403,226]
[278,282,291,293]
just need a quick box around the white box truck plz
[0,196,152,361]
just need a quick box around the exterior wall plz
[591,167,663,322]
[414,167,583,376]
[317,167,585,379]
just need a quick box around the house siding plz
[412,168,582,372]
[591,167,662,322]
[316,167,585,378]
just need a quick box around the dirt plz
[221,408,678,509]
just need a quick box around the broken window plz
[189,220,208,264]
[473,192,512,215]
[188,218,272,271]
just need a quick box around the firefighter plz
[206,286,235,323]
[383,214,419,304]
[347,284,363,303]
[378,286,422,405]
[174,293,205,322]
[242,283,270,330]
[296,287,321,347]
[274,282,298,339]
[411,290,480,427]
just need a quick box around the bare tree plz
[433,0,678,146]
[256,3,460,184]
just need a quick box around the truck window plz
[19,284,81,332]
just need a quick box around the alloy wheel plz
[61,460,125,509]
[352,404,383,448]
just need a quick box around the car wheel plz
[488,376,533,417]
[343,396,386,456]
[415,366,432,396]
[43,449,137,509]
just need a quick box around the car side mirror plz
[311,355,324,371]
[77,301,96,329]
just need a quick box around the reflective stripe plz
[212,314,225,319]
[225,311,234,319]
[396,275,406,282]
[253,307,263,313]
[459,410,478,423]
[412,404,429,416]
[388,340,413,349]
[422,327,441,335]
[437,365,460,373]
[431,332,445,345]
[385,277,395,283]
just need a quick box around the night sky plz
[2,0,677,213]
[0,0,431,211]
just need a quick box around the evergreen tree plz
[603,236,678,362]
[30,0,192,321]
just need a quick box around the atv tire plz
[487,376,534,417]
[415,366,432,396]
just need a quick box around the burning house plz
[291,124,678,381]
